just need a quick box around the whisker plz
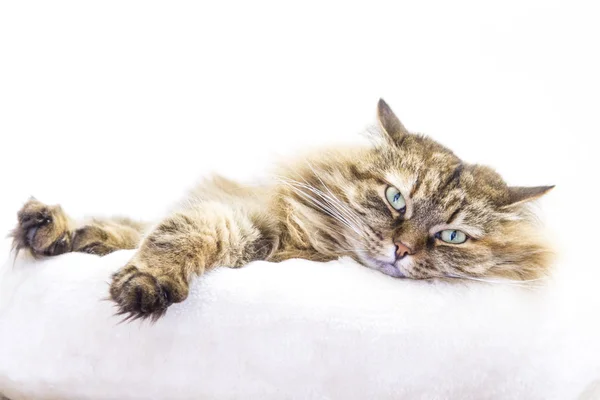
[277,178,365,237]
[276,174,383,258]
[298,165,367,231]
[279,177,366,237]
[444,273,548,287]
[281,170,364,229]
[280,184,362,237]
[304,162,367,228]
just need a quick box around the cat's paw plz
[11,198,73,257]
[109,261,189,321]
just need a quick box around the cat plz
[10,99,554,321]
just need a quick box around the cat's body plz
[11,100,553,320]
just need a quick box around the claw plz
[26,226,38,244]
[108,266,177,324]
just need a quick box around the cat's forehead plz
[384,136,510,211]
[385,138,461,195]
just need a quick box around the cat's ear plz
[504,185,555,207]
[377,99,409,143]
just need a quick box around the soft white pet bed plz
[0,248,599,400]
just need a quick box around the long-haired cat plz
[11,100,554,320]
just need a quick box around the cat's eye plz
[385,186,406,213]
[436,229,468,244]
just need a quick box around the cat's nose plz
[395,241,414,260]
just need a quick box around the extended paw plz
[109,262,189,322]
[11,198,73,257]
[71,225,117,256]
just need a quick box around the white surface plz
[0,249,598,400]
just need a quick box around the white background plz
[0,0,598,279]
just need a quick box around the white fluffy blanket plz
[0,248,599,400]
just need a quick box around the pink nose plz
[395,242,413,259]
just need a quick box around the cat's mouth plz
[361,256,407,278]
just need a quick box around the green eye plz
[437,229,468,244]
[385,186,406,212]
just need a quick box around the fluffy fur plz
[10,100,554,320]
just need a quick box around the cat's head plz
[287,99,554,280]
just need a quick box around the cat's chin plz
[360,256,407,278]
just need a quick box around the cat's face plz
[293,100,553,280]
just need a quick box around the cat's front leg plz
[109,202,278,320]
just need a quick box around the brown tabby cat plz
[11,100,554,321]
